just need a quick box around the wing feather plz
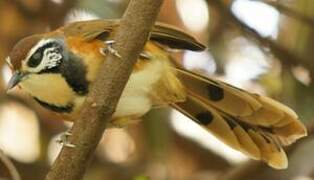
[63,19,205,51]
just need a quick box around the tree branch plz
[45,0,164,179]
[0,149,21,180]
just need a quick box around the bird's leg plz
[56,131,76,148]
[101,40,122,58]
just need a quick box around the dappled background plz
[0,0,314,179]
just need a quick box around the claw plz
[56,131,76,148]
[139,51,152,60]
[101,40,122,58]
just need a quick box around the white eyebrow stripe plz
[24,38,57,62]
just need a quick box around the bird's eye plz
[28,51,43,67]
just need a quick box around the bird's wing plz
[63,19,205,51]
[151,22,206,51]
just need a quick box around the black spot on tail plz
[207,84,224,101]
[196,112,214,125]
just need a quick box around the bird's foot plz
[56,131,76,148]
[101,40,122,58]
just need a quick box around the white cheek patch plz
[42,47,63,69]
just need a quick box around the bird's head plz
[6,35,66,90]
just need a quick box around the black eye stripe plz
[27,42,62,68]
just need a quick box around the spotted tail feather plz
[172,68,307,169]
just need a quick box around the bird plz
[6,19,306,169]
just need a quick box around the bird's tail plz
[171,67,307,169]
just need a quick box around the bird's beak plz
[6,71,25,92]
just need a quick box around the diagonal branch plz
[45,0,164,179]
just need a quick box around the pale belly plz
[112,59,166,118]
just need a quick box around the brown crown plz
[9,35,42,70]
